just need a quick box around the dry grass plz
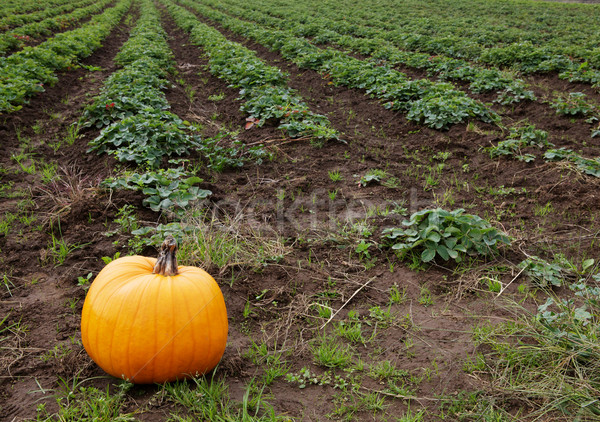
[177,205,291,273]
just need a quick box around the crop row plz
[0,0,131,114]
[159,0,340,143]
[311,0,600,68]
[343,0,596,48]
[242,0,600,85]
[173,0,499,130]
[83,0,198,169]
[83,0,270,214]
[0,0,114,56]
[199,0,533,104]
[0,0,76,18]
[0,0,100,31]
[190,0,600,158]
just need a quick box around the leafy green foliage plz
[537,277,600,351]
[83,0,208,171]
[171,0,499,130]
[495,81,536,105]
[544,147,575,162]
[88,113,200,168]
[199,0,600,88]
[572,156,600,178]
[103,167,211,212]
[518,256,564,287]
[81,0,174,133]
[114,22,174,71]
[196,132,272,172]
[81,60,171,129]
[382,208,510,263]
[0,0,113,56]
[189,0,538,106]
[550,92,595,116]
[560,61,600,85]
[406,89,498,130]
[487,124,552,162]
[163,2,339,142]
[357,169,388,187]
[544,148,600,178]
[0,0,131,113]
[129,222,193,253]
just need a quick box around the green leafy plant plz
[382,208,510,263]
[81,61,171,130]
[357,169,388,187]
[550,92,594,116]
[487,124,552,162]
[196,132,272,172]
[286,366,350,392]
[102,167,211,212]
[519,256,564,288]
[544,148,600,178]
[495,81,536,105]
[406,88,499,130]
[129,222,193,253]
[77,272,94,289]
[88,113,200,168]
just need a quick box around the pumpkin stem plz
[153,235,179,276]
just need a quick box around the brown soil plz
[0,3,599,422]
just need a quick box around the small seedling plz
[418,286,434,306]
[77,272,93,288]
[328,170,343,182]
[389,283,407,304]
[101,252,121,265]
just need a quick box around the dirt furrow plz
[167,2,600,255]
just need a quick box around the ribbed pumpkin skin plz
[81,256,228,384]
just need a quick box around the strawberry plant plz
[88,113,201,168]
[559,62,600,85]
[550,92,595,117]
[406,89,498,130]
[382,208,510,263]
[519,256,565,288]
[544,148,600,178]
[103,167,211,213]
[81,60,171,129]
[495,82,536,105]
[487,125,552,162]
[196,132,272,172]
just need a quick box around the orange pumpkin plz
[81,236,228,384]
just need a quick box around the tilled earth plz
[1,3,600,421]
